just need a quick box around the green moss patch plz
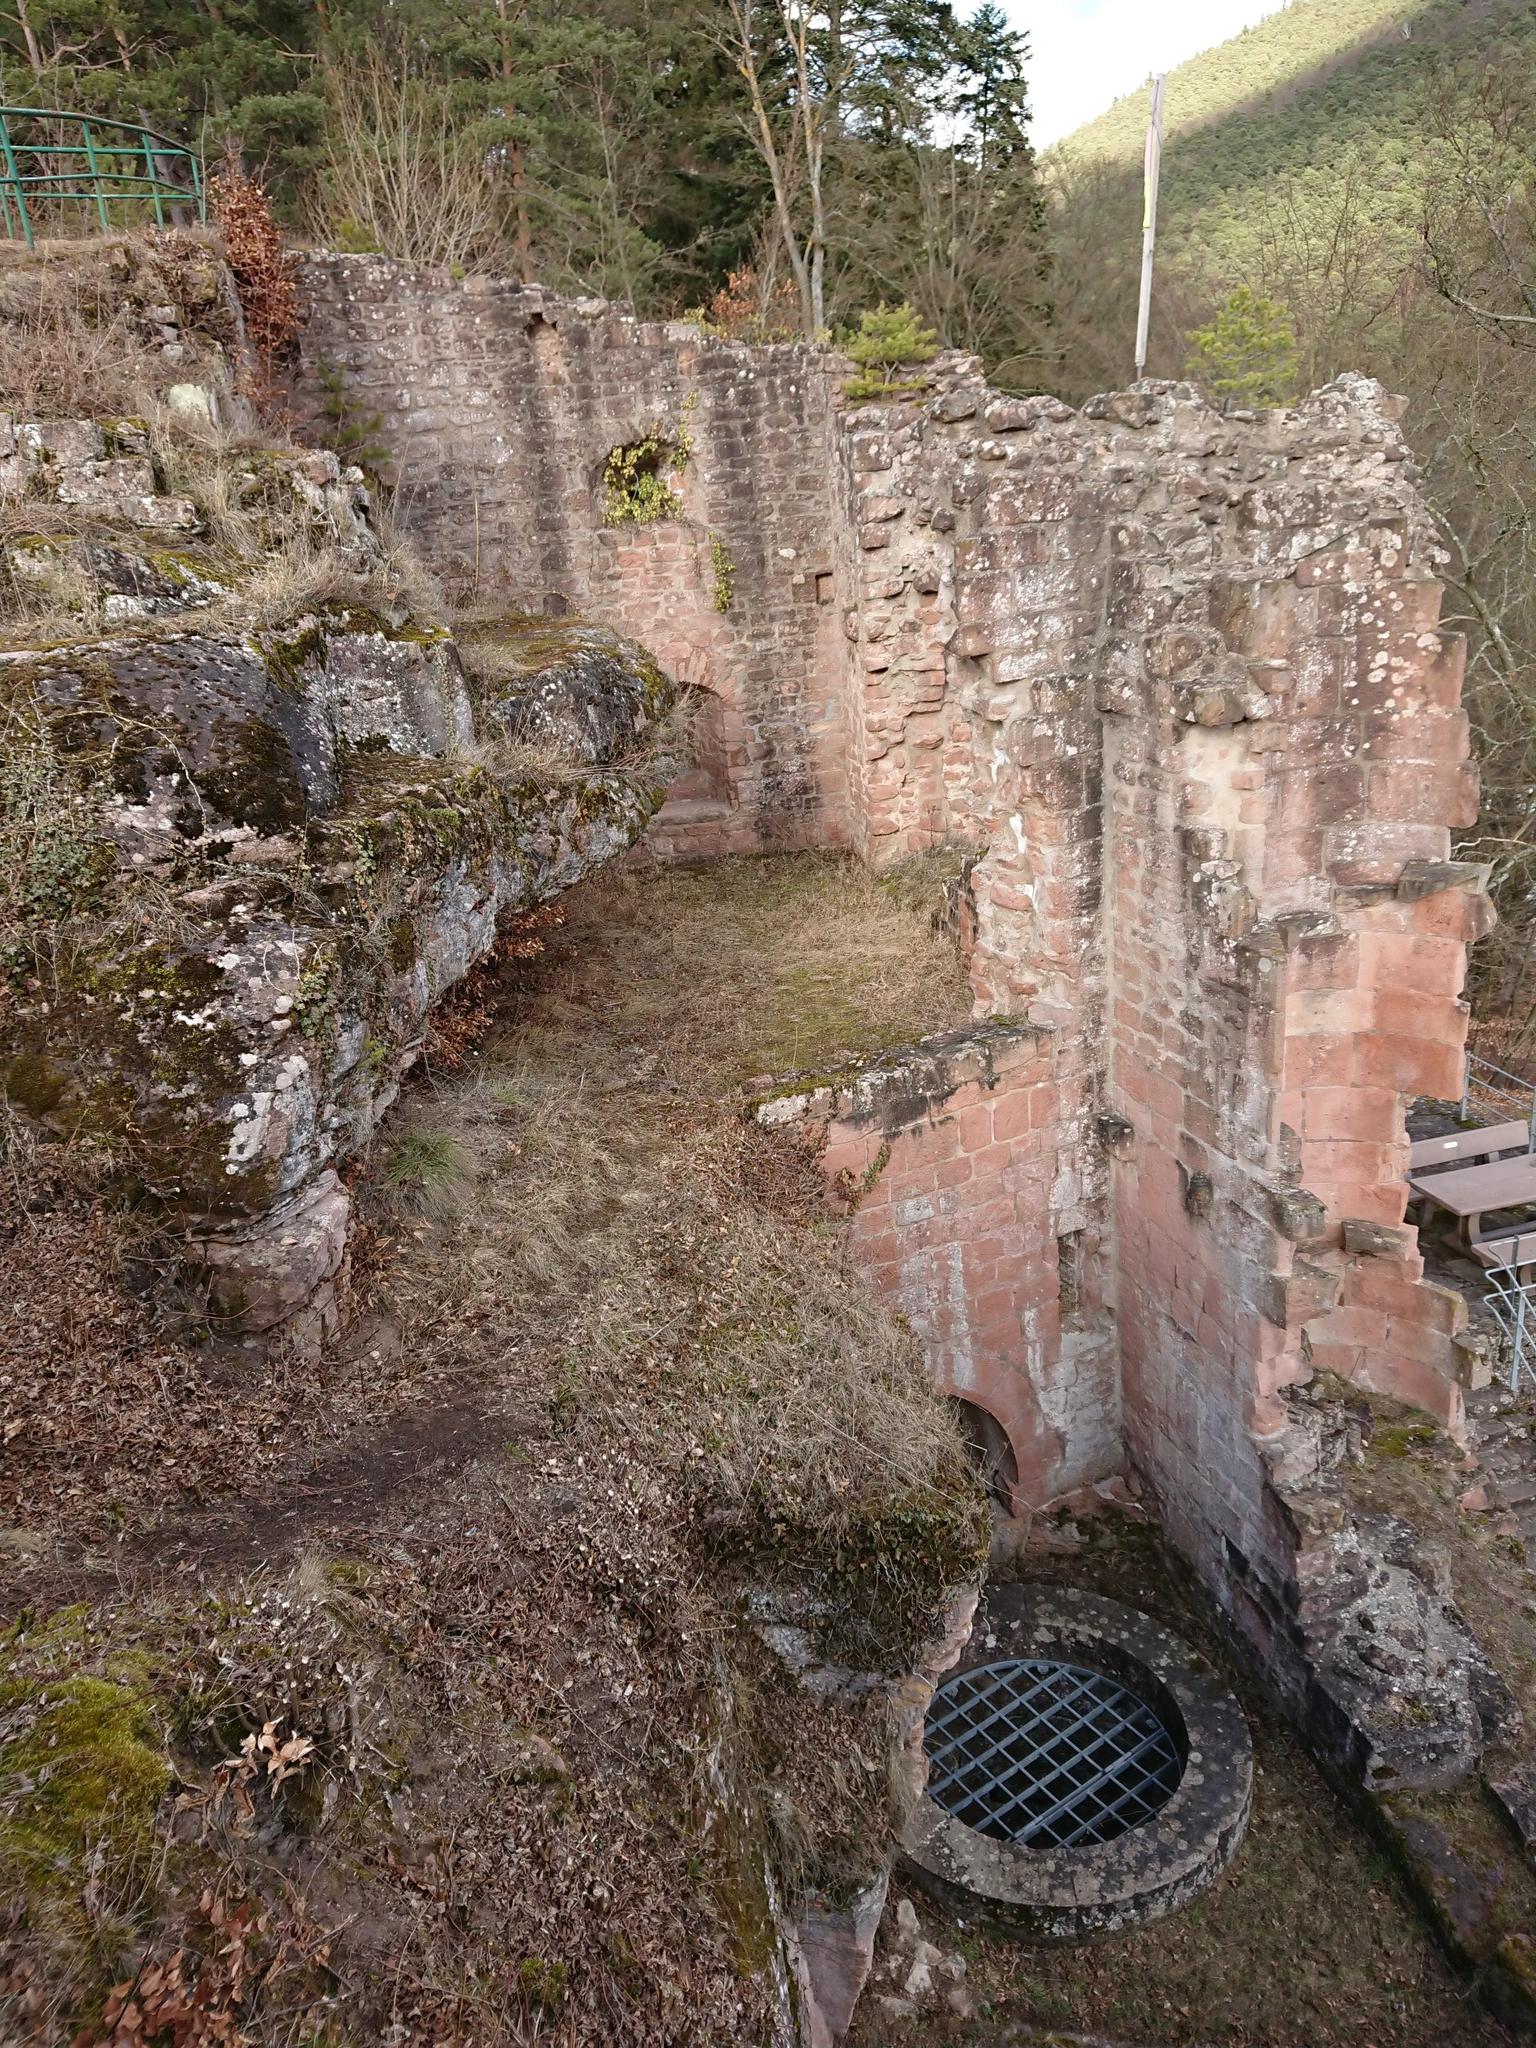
[0,1673,169,1877]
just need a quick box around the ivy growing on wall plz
[601,394,697,527]
[709,534,735,613]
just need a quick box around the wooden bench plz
[1472,1229,1536,1277]
[1409,1119,1530,1175]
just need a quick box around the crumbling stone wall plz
[756,1022,1117,1513]
[297,259,851,855]
[840,370,1486,1652]
[295,263,1487,1682]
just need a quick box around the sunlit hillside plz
[1055,0,1536,272]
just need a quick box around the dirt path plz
[2,1384,532,1619]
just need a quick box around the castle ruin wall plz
[297,261,852,855]
[296,257,1488,1669]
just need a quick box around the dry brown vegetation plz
[1,853,986,2048]
[520,852,974,1092]
[0,231,444,650]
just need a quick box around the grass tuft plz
[379,1124,477,1221]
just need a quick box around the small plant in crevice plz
[315,360,392,475]
[601,395,696,527]
[841,302,939,403]
[331,211,382,255]
[709,533,735,613]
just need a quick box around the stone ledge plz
[751,1018,1048,1135]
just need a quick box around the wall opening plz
[951,1396,1019,1511]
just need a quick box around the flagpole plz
[1134,73,1166,383]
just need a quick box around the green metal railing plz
[0,107,204,247]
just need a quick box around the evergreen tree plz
[0,0,1050,377]
[1185,287,1299,405]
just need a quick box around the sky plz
[1007,0,1287,147]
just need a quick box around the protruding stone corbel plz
[1266,1183,1330,1245]
[1262,1257,1343,1329]
[1342,1218,1417,1259]
[1395,858,1492,901]
[1096,1113,1136,1159]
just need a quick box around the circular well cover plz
[925,1657,1183,1849]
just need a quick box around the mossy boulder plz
[460,619,674,764]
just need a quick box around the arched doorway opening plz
[951,1396,1020,1512]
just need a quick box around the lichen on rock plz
[1,461,679,1345]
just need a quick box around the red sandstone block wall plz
[295,258,853,856]
[758,1023,1119,1512]
[833,369,1489,1621]
[296,253,1491,1649]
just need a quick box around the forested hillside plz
[1058,0,1536,281]
[1063,0,1433,166]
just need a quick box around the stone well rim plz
[902,1585,1253,1939]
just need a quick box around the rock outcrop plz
[1,407,676,1346]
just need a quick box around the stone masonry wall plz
[836,370,1487,1642]
[296,257,851,857]
[757,1023,1117,1514]
[295,260,1488,1680]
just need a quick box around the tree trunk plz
[14,0,44,75]
[496,0,536,284]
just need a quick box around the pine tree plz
[842,302,939,399]
[1185,287,1300,405]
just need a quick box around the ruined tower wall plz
[756,1022,1111,1514]
[295,261,1487,1657]
[840,370,1485,1625]
[296,257,853,854]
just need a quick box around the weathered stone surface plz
[3,552,674,1344]
[762,1578,977,2045]
[293,277,1504,1996]
[1292,1507,1520,1789]
[470,620,670,763]
[1489,1765,1536,1868]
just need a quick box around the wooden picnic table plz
[1408,1153,1536,1245]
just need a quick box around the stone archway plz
[950,1395,1020,1511]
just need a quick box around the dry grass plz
[226,536,371,626]
[0,275,143,420]
[370,491,446,620]
[374,1066,971,1614]
[1,851,987,2048]
[520,854,975,1096]
[0,234,448,648]
[366,856,981,1625]
[0,542,103,648]
[0,237,224,421]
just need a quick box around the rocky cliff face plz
[1,317,677,1347]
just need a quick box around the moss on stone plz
[255,617,327,696]
[1,1051,67,1116]
[0,1672,169,1880]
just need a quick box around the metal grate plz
[925,1658,1183,1849]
